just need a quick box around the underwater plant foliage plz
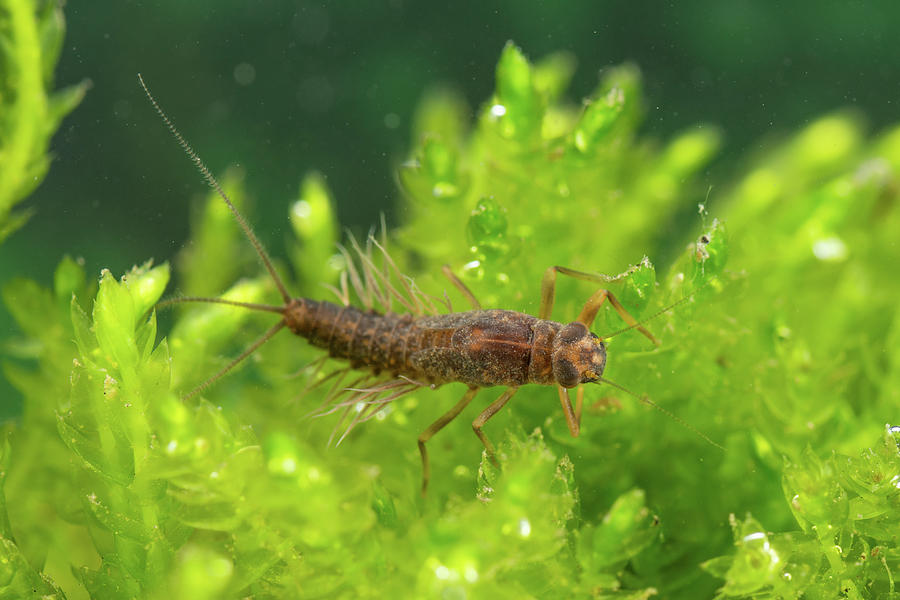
[0,0,86,242]
[4,39,900,598]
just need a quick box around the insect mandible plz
[139,75,717,495]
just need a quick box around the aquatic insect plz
[139,75,716,495]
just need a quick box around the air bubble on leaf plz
[432,182,459,198]
[264,432,301,476]
[491,42,541,139]
[518,518,532,537]
[812,236,847,262]
[887,425,900,451]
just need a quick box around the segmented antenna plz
[137,73,292,304]
[155,295,285,314]
[596,376,725,451]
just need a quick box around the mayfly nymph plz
[139,75,718,494]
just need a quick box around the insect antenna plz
[184,321,287,401]
[138,74,294,398]
[156,296,286,314]
[594,377,725,451]
[137,73,292,305]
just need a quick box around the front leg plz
[540,265,658,344]
[540,265,657,439]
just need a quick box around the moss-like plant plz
[0,0,86,241]
[4,40,900,598]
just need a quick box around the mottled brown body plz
[285,300,605,389]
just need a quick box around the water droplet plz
[518,518,532,537]
[292,200,312,219]
[464,565,479,583]
[812,237,847,262]
[279,457,297,474]
[233,62,256,86]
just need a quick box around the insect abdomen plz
[285,298,415,375]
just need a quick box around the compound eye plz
[553,357,580,388]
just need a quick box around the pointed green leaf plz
[94,269,138,374]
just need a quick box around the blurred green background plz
[1,0,899,413]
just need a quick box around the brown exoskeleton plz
[140,75,716,496]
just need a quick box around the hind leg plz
[540,265,658,345]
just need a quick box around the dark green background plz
[1,1,898,414]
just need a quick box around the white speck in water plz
[464,565,479,583]
[812,237,847,261]
[518,518,532,537]
[490,104,507,117]
[292,200,312,219]
[234,62,256,86]
[742,532,780,567]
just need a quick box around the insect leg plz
[184,320,287,401]
[541,266,658,345]
[576,287,658,345]
[471,387,519,468]
[557,385,585,436]
[417,386,479,496]
[441,265,482,310]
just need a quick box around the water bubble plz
[812,237,847,262]
[518,518,532,537]
[233,62,256,86]
[464,565,479,583]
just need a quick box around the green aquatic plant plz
[4,40,900,598]
[0,0,86,241]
